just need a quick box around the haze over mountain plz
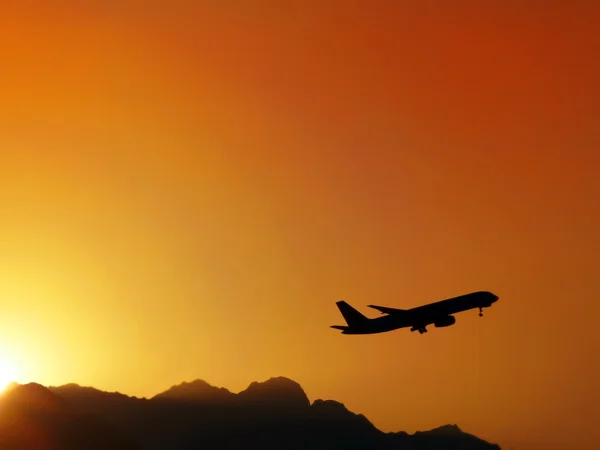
[0,376,500,450]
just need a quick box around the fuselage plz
[339,291,498,335]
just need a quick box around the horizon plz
[0,377,502,450]
[1,375,491,438]
[1,2,599,450]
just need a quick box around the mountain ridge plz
[0,377,503,449]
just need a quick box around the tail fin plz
[336,301,368,326]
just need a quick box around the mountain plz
[152,379,234,404]
[10,376,503,450]
[0,383,139,450]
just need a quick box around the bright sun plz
[0,361,18,391]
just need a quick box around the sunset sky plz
[1,2,599,449]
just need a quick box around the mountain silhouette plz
[0,383,138,450]
[152,379,235,404]
[0,376,501,450]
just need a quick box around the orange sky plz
[1,2,599,449]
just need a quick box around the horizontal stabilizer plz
[330,325,348,331]
[367,304,407,315]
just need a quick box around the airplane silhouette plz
[331,291,499,335]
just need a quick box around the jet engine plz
[434,315,456,327]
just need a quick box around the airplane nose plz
[492,294,499,302]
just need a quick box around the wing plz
[367,305,407,315]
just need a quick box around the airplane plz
[330,291,499,335]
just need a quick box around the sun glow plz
[0,361,18,392]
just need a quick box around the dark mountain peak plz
[52,382,98,391]
[52,383,106,395]
[153,379,234,403]
[0,382,67,413]
[58,382,84,389]
[238,376,310,409]
[312,399,348,411]
[411,423,501,450]
[242,376,305,394]
[244,376,302,390]
[50,383,137,401]
[6,381,48,394]
[429,423,463,434]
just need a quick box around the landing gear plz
[411,326,428,334]
[478,307,483,317]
